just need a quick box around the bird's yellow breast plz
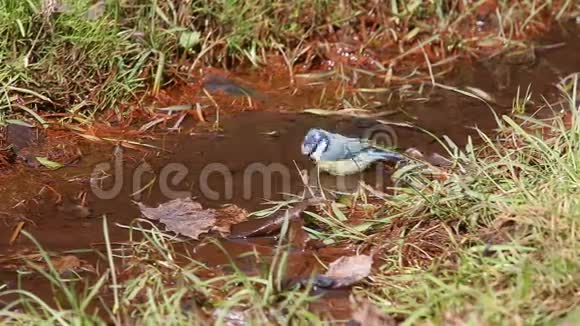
[317,159,373,176]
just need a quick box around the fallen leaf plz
[136,197,216,240]
[136,198,248,239]
[52,255,81,273]
[35,157,64,170]
[213,205,249,235]
[404,147,424,160]
[428,152,453,167]
[229,198,325,238]
[314,255,373,288]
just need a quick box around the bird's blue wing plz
[342,139,373,160]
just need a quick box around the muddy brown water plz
[0,22,579,320]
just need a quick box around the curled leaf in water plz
[35,157,64,170]
[229,198,325,238]
[51,255,82,273]
[312,254,373,289]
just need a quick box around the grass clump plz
[1,0,579,123]
[359,80,580,323]
[0,221,321,325]
[291,76,580,324]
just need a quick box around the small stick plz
[9,222,25,245]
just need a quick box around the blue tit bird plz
[301,128,406,176]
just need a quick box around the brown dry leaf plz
[322,255,373,288]
[136,197,216,240]
[51,255,81,273]
[351,298,396,326]
[229,198,325,238]
[213,205,249,235]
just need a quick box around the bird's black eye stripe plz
[307,142,317,156]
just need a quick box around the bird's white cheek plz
[306,138,328,162]
[311,145,328,161]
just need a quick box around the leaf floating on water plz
[52,255,82,273]
[136,198,216,240]
[315,255,373,288]
[136,198,248,239]
[35,157,64,170]
[213,204,249,235]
